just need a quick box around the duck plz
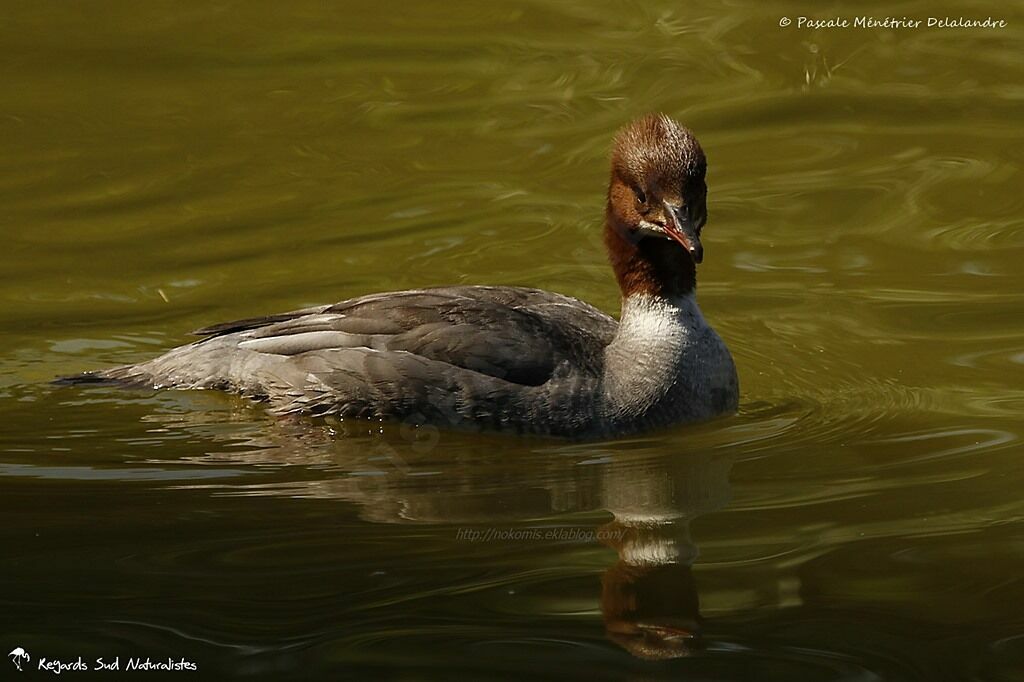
[61,114,739,439]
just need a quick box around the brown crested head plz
[604,114,709,299]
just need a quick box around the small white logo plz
[8,647,30,672]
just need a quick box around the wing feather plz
[190,286,615,388]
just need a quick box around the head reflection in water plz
[600,519,702,659]
[594,450,730,659]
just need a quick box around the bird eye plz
[633,186,646,204]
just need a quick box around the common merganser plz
[61,114,739,439]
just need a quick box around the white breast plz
[602,292,735,424]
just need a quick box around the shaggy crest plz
[611,113,706,188]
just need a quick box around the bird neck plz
[604,217,697,300]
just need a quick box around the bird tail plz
[52,365,150,387]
